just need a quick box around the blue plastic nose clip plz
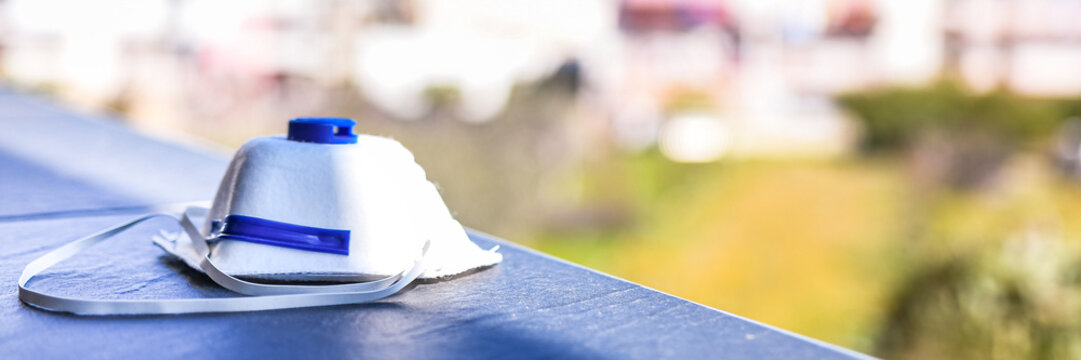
[287,118,359,144]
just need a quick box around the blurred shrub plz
[838,82,1070,152]
[876,234,1081,360]
[838,82,1081,188]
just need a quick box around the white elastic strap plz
[18,213,428,315]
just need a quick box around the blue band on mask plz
[215,215,350,255]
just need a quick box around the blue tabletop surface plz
[0,90,871,359]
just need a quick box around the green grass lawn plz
[529,151,1081,356]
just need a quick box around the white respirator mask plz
[18,118,501,315]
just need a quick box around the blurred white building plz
[0,0,1079,159]
[946,0,1081,96]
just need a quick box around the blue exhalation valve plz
[287,117,359,144]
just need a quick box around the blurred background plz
[5,0,1081,358]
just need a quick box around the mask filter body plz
[19,117,501,315]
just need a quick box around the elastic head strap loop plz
[18,208,428,315]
